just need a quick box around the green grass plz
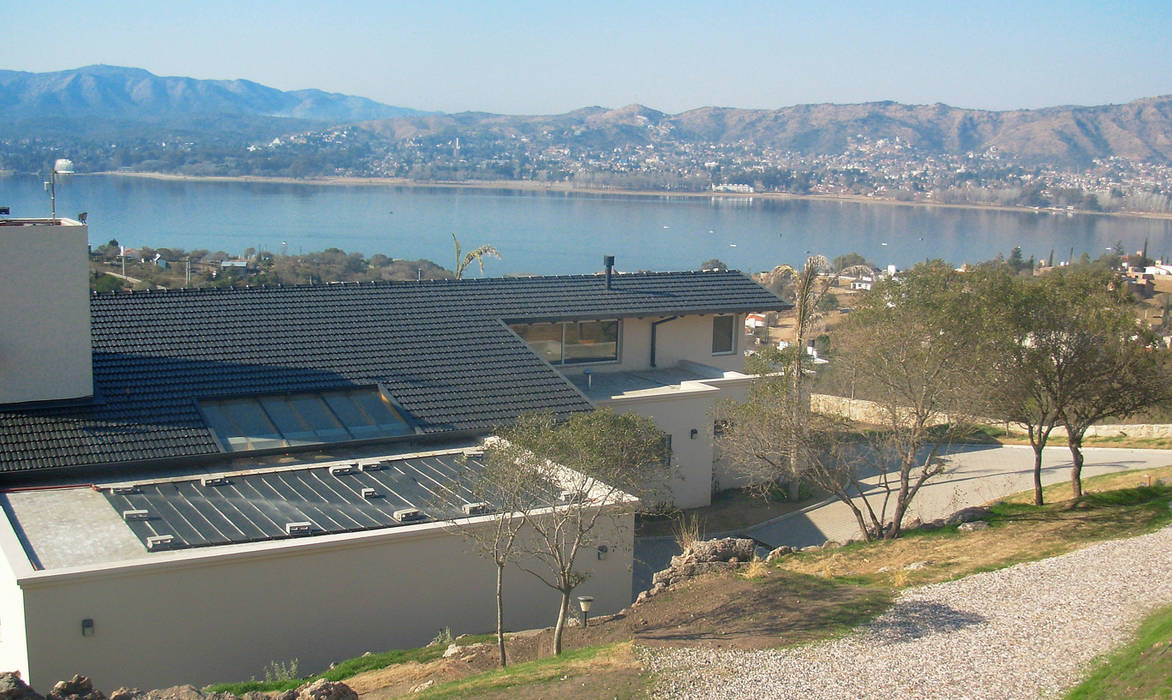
[1066,604,1172,699]
[205,633,499,694]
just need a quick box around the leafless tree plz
[831,262,981,538]
[487,409,669,655]
[435,451,534,667]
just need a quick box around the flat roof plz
[567,363,753,402]
[2,445,556,570]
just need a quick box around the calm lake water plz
[4,174,1172,275]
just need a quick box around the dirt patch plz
[350,566,887,698]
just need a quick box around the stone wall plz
[810,393,1172,440]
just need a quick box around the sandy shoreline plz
[87,171,1172,222]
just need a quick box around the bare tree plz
[832,262,981,538]
[452,232,501,279]
[720,263,980,540]
[435,452,534,667]
[488,409,669,655]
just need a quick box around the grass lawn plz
[1065,604,1172,700]
[776,467,1172,589]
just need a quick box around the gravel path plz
[644,523,1172,699]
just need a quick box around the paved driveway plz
[633,445,1172,597]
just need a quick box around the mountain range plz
[2,65,1171,168]
[355,98,1172,165]
[0,65,424,122]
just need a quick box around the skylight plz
[199,386,413,452]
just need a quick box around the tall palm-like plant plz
[452,233,501,279]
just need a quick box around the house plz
[0,219,787,689]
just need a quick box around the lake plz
[4,174,1172,275]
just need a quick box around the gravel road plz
[644,522,1172,699]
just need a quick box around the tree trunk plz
[1069,439,1085,499]
[495,564,507,668]
[552,590,570,655]
[1032,444,1045,506]
[788,478,800,501]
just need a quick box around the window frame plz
[711,314,736,355]
[509,318,622,366]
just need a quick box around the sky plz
[4,1,1171,115]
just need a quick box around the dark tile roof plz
[0,271,785,477]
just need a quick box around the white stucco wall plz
[601,375,753,508]
[2,510,633,691]
[0,220,93,404]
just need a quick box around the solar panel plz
[100,452,553,552]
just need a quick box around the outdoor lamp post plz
[46,158,74,223]
[577,595,594,627]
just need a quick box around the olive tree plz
[983,266,1171,501]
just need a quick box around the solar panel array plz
[101,453,547,552]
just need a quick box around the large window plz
[200,386,413,452]
[510,319,620,365]
[712,314,735,354]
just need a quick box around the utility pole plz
[185,257,191,288]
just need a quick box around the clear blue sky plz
[4,0,1170,114]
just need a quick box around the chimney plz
[603,255,615,291]
[0,218,93,404]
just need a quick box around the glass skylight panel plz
[289,395,349,442]
[258,396,318,445]
[200,387,411,453]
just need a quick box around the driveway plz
[633,445,1172,596]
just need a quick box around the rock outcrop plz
[637,537,756,604]
[0,672,44,700]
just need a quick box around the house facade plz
[0,219,786,689]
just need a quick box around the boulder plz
[293,679,356,700]
[958,521,990,532]
[821,540,842,551]
[765,546,794,563]
[48,676,104,700]
[905,517,923,530]
[946,506,992,525]
[800,545,821,553]
[0,672,45,700]
[687,538,755,563]
[903,560,932,570]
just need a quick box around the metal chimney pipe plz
[604,255,615,290]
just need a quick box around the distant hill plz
[0,65,425,122]
[357,96,1172,165]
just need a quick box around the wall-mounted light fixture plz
[690,428,698,439]
[81,619,94,637]
[597,544,609,560]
